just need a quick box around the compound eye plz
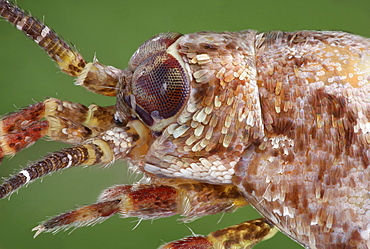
[130,51,189,126]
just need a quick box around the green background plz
[0,0,369,248]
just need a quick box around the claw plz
[32,225,45,238]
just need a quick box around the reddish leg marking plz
[0,103,48,159]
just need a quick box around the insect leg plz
[31,183,248,237]
[0,102,48,161]
[0,121,142,199]
[0,98,116,160]
[0,1,124,96]
[0,140,114,199]
[0,1,86,77]
[44,98,116,143]
[161,218,277,249]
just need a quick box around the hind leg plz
[162,218,277,249]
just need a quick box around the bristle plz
[0,142,108,199]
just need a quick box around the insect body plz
[1,1,370,248]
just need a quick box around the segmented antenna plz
[0,141,112,199]
[0,1,86,77]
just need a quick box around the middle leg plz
[32,182,249,236]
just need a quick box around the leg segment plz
[0,140,112,199]
[0,1,124,96]
[0,1,86,76]
[31,183,248,236]
[161,218,277,249]
[0,122,142,199]
[44,98,116,142]
[0,98,131,199]
[0,98,116,160]
[0,104,48,160]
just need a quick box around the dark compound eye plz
[130,51,189,126]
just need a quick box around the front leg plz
[0,98,115,160]
[0,1,124,96]
[0,99,143,199]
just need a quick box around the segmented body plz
[147,31,370,247]
[236,31,370,248]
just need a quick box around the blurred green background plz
[0,0,369,248]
